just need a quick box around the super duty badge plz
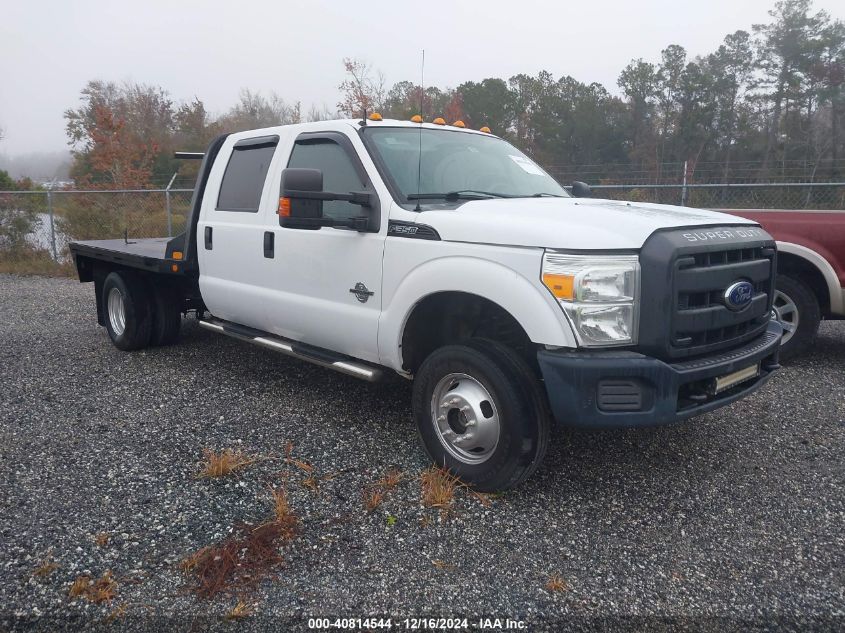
[681,227,764,242]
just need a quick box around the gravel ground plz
[0,274,843,632]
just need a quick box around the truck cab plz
[70,117,782,491]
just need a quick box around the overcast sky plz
[1,0,843,155]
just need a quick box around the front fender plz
[777,240,845,315]
[377,253,577,370]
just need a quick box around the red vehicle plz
[726,210,845,358]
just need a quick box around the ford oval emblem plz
[724,281,754,311]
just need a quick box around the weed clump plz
[420,466,461,514]
[363,468,403,512]
[198,448,259,479]
[68,571,118,603]
[225,600,255,620]
[545,575,569,593]
[181,487,299,599]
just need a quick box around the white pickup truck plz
[70,117,783,490]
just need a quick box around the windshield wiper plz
[407,190,512,201]
[530,192,565,198]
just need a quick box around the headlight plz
[541,252,640,346]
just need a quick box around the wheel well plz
[401,292,535,374]
[777,252,830,316]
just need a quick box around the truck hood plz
[416,197,756,250]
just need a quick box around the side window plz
[287,140,365,220]
[216,137,278,212]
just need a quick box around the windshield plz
[362,127,568,204]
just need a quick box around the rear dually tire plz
[102,271,153,351]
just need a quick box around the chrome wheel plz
[107,287,126,336]
[430,373,500,465]
[772,289,799,345]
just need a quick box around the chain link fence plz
[0,183,843,275]
[0,189,193,274]
[590,182,845,210]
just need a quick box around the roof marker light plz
[368,112,383,121]
[432,117,446,125]
[479,126,491,134]
[410,114,423,123]
[452,120,466,128]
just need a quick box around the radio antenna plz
[414,49,425,212]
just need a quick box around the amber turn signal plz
[171,251,183,260]
[278,197,291,217]
[542,273,575,300]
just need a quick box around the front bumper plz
[537,320,782,429]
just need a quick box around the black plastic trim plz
[387,220,441,240]
[538,320,782,429]
[233,134,280,150]
[637,224,777,360]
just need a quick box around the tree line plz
[54,0,845,189]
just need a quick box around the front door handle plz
[263,231,274,258]
[204,226,213,250]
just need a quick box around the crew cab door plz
[197,134,281,329]
[260,131,386,363]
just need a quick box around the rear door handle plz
[263,231,274,258]
[204,226,213,250]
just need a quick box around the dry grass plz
[104,604,128,623]
[32,554,59,579]
[68,575,92,598]
[545,575,569,593]
[181,488,299,599]
[0,251,74,277]
[363,488,385,512]
[301,474,320,493]
[269,487,299,538]
[377,468,403,491]
[180,524,284,599]
[197,448,260,479]
[68,571,118,603]
[287,458,313,473]
[420,466,461,513]
[225,600,255,620]
[95,532,110,547]
[432,559,456,571]
[362,468,404,512]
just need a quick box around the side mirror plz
[279,168,324,230]
[571,181,592,198]
[279,167,374,231]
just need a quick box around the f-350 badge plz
[349,282,374,303]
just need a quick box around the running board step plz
[198,318,385,382]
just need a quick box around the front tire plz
[412,339,550,492]
[102,271,153,351]
[773,273,820,360]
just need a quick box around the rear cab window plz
[216,135,280,212]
